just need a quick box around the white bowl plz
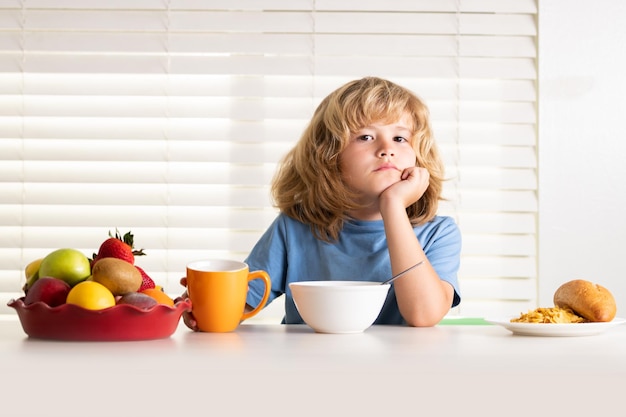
[289,281,391,334]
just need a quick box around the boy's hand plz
[175,277,199,331]
[380,166,430,208]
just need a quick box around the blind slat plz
[461,256,537,278]
[318,0,537,13]
[7,185,273,207]
[457,213,536,234]
[1,207,279,231]
[460,277,537,300]
[463,235,536,256]
[0,118,310,141]
[3,97,537,121]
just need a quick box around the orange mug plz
[185,259,271,332]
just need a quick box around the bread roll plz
[553,279,616,322]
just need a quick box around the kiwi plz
[91,257,142,295]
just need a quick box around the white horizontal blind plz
[0,0,538,318]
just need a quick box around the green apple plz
[38,248,91,287]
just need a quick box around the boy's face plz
[339,114,417,205]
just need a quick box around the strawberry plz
[136,265,156,291]
[91,229,145,266]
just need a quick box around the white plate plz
[486,317,626,337]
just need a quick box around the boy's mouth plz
[374,163,398,172]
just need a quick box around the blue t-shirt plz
[245,213,461,325]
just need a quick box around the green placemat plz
[438,317,492,326]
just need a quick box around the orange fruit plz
[141,288,175,306]
[66,281,116,310]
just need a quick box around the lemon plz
[66,281,116,310]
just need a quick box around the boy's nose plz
[378,147,394,157]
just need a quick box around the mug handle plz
[241,270,271,321]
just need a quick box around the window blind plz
[0,0,538,319]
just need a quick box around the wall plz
[538,0,626,313]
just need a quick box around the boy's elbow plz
[405,315,440,327]
[403,307,449,327]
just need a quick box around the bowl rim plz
[289,280,390,289]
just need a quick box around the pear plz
[23,258,44,292]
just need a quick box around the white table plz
[1,316,624,417]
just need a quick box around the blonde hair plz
[271,77,445,242]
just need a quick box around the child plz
[184,76,461,328]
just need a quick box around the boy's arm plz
[379,167,454,327]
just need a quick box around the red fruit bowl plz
[8,297,192,342]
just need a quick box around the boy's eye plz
[354,134,409,142]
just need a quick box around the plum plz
[116,292,158,310]
[24,276,71,307]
